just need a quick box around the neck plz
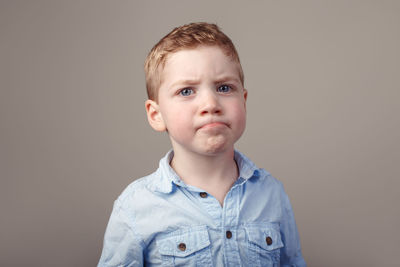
[170,147,238,205]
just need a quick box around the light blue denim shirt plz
[98,150,306,267]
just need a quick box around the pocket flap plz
[246,224,284,251]
[157,226,211,257]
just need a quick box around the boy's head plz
[144,22,247,156]
[144,22,244,102]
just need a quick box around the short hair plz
[144,22,244,101]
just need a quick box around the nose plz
[199,90,222,116]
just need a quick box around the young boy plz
[98,22,306,266]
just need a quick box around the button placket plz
[192,189,222,222]
[221,186,241,265]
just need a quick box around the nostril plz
[201,107,221,116]
[200,110,208,115]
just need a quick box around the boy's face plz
[146,46,247,157]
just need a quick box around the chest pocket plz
[246,224,284,267]
[156,226,213,267]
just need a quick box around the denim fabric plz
[98,150,306,267]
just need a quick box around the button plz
[226,230,232,239]
[199,192,208,198]
[266,236,273,246]
[178,243,186,251]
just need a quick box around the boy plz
[98,22,306,266]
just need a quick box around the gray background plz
[1,1,399,266]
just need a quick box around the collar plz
[147,150,261,194]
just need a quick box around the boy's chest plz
[137,181,285,266]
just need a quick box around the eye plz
[217,84,232,93]
[179,88,194,96]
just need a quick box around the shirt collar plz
[148,149,261,194]
[234,150,260,181]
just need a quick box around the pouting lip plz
[196,121,230,130]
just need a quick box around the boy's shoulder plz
[115,168,163,206]
[113,151,176,209]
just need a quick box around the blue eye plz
[217,84,232,93]
[179,88,194,96]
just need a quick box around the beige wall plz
[1,1,399,266]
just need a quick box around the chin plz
[201,136,232,155]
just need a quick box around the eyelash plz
[178,84,234,96]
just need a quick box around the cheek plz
[231,101,247,122]
[164,109,192,133]
[230,103,247,135]
[173,117,191,132]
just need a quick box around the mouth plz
[198,121,229,130]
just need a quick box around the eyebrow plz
[214,76,241,84]
[170,76,241,88]
[170,79,200,88]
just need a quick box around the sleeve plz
[98,199,145,267]
[278,182,307,267]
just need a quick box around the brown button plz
[199,192,208,198]
[226,230,232,239]
[178,243,186,251]
[266,236,273,246]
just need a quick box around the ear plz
[145,99,166,132]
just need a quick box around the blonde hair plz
[144,22,244,101]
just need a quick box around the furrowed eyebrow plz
[170,79,200,88]
[214,76,241,84]
[168,76,241,90]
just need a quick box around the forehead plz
[160,46,240,84]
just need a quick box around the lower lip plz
[200,122,226,129]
